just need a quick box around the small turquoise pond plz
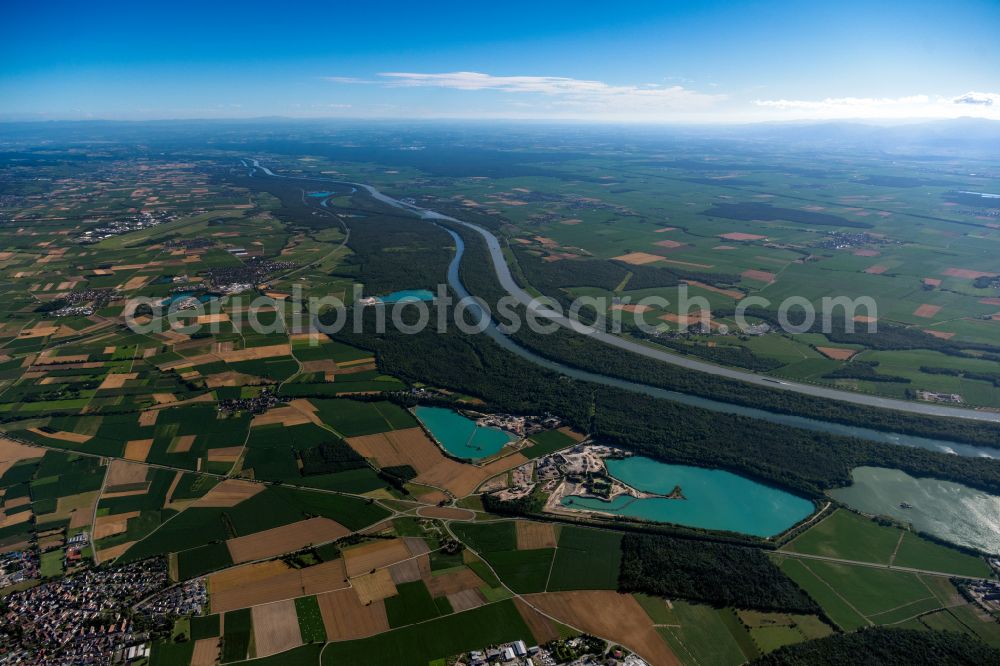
[414,406,515,460]
[380,289,436,303]
[561,456,814,537]
[307,191,333,197]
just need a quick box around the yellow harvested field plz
[0,437,44,479]
[46,490,101,527]
[121,275,151,291]
[36,353,90,365]
[914,304,942,318]
[288,399,319,416]
[26,428,92,444]
[317,589,389,640]
[94,511,140,539]
[218,344,291,362]
[152,393,177,405]
[69,497,98,529]
[209,558,349,612]
[514,597,561,644]
[105,459,149,489]
[3,496,30,510]
[190,638,219,666]
[610,304,652,313]
[124,439,154,462]
[251,406,311,427]
[612,252,664,265]
[169,434,196,453]
[557,426,587,442]
[138,410,159,426]
[350,568,397,604]
[516,521,558,549]
[251,600,303,658]
[19,325,60,339]
[424,567,485,598]
[207,446,243,463]
[208,559,290,594]
[816,347,857,361]
[0,510,31,529]
[97,540,136,563]
[525,591,680,666]
[301,359,338,375]
[196,479,264,507]
[226,517,350,564]
[346,428,527,497]
[97,372,139,390]
[196,313,230,324]
[342,538,413,578]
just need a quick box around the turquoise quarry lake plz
[561,456,814,537]
[380,289,435,303]
[414,406,515,460]
[830,467,1000,554]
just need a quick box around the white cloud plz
[322,76,373,84]
[326,70,725,119]
[752,92,1000,119]
[322,73,1000,122]
[952,91,999,106]
[377,71,720,105]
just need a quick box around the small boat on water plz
[899,502,913,509]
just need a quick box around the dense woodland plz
[618,534,820,613]
[750,627,1000,665]
[333,211,453,295]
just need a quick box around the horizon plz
[3,0,999,123]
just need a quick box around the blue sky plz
[2,0,999,122]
